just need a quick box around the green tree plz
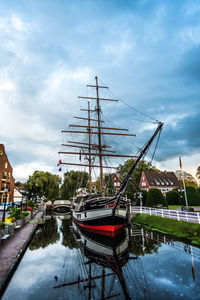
[146,188,167,207]
[60,170,89,200]
[179,179,198,188]
[117,159,157,200]
[166,190,180,205]
[181,186,200,206]
[25,171,61,201]
[104,173,114,195]
[29,218,60,250]
[196,166,200,183]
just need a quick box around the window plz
[142,182,146,187]
[8,172,11,180]
[3,172,7,179]
[5,162,8,168]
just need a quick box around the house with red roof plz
[139,170,181,195]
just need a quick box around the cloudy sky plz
[0,0,199,182]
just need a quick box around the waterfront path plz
[0,211,43,296]
[131,206,200,224]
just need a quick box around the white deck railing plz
[131,206,200,224]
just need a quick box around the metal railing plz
[131,206,200,224]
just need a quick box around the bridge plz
[46,200,71,213]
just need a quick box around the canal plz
[2,215,200,300]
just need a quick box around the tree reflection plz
[29,218,60,250]
[60,219,78,249]
[129,229,161,256]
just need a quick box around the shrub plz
[21,211,30,216]
[181,186,200,206]
[135,190,147,206]
[146,188,167,207]
[9,207,23,220]
[166,190,180,205]
[27,200,35,208]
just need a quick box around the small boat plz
[59,76,163,236]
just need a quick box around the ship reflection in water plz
[54,221,133,299]
[2,216,200,300]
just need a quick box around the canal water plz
[2,215,200,300]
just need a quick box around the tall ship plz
[58,76,163,236]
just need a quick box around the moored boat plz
[58,76,163,236]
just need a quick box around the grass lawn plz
[132,214,200,246]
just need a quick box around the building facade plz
[139,170,181,195]
[112,173,121,193]
[0,144,15,204]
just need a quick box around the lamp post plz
[25,191,28,211]
[2,186,9,222]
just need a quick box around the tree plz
[179,179,198,188]
[117,159,157,199]
[166,190,180,205]
[104,173,114,195]
[196,166,200,183]
[146,188,167,207]
[181,186,200,206]
[60,170,89,200]
[25,171,61,201]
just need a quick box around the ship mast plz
[59,76,137,196]
[95,76,104,196]
[88,101,92,194]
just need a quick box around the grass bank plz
[132,214,200,246]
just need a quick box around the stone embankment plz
[0,210,44,297]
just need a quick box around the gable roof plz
[143,171,181,187]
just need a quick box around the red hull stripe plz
[73,218,124,237]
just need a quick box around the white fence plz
[131,227,200,261]
[131,206,200,224]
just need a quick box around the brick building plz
[139,170,181,195]
[0,144,15,204]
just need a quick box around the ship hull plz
[72,207,127,237]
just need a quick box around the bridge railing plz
[131,206,200,224]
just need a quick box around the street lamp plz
[25,190,29,211]
[2,186,9,222]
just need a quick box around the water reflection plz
[2,216,200,300]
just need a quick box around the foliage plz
[166,190,180,205]
[146,188,167,207]
[179,179,198,188]
[126,182,135,201]
[129,226,160,256]
[60,219,78,249]
[25,171,61,201]
[9,207,23,220]
[133,214,200,245]
[181,186,200,206]
[104,173,114,195]
[15,181,21,187]
[196,166,200,182]
[29,218,60,250]
[117,159,157,197]
[27,200,35,208]
[21,211,30,216]
[60,170,88,200]
[135,190,147,206]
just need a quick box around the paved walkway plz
[0,211,43,296]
